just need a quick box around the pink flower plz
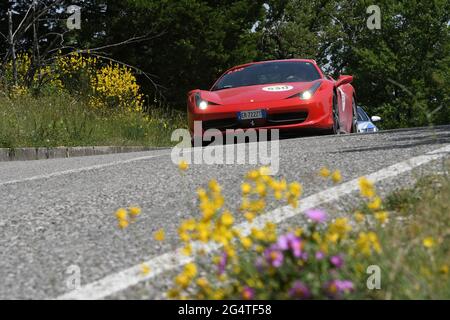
[305,209,328,223]
[277,234,290,250]
[264,245,284,268]
[324,279,354,298]
[335,280,354,292]
[276,233,303,258]
[289,281,311,299]
[218,252,227,274]
[330,255,344,268]
[315,251,325,260]
[242,286,255,300]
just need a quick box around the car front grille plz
[267,111,308,124]
[202,118,238,131]
[200,111,308,131]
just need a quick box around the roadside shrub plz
[2,52,144,113]
[89,63,144,112]
[3,53,63,97]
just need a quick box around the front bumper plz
[188,98,333,136]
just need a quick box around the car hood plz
[201,82,319,105]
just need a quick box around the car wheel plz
[331,93,340,135]
[351,98,358,133]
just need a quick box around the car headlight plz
[195,93,209,110]
[297,81,322,100]
[300,91,312,100]
[198,100,208,110]
[194,93,220,110]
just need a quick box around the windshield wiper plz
[213,85,234,91]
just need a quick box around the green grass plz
[0,94,186,148]
[367,168,450,299]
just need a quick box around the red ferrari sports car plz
[187,59,357,139]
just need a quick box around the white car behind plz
[357,106,381,133]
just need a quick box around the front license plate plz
[238,110,265,120]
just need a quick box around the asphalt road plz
[0,126,449,300]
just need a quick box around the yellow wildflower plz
[197,188,208,200]
[175,274,191,289]
[240,237,253,249]
[328,217,352,240]
[232,228,241,238]
[255,182,267,197]
[240,198,250,211]
[439,265,448,275]
[355,211,365,223]
[326,232,339,244]
[208,179,221,193]
[167,288,180,299]
[359,177,375,198]
[129,207,141,217]
[368,197,382,210]
[196,277,209,288]
[249,199,266,213]
[115,208,128,221]
[246,170,260,180]
[140,264,151,275]
[179,230,190,242]
[224,245,236,258]
[178,160,189,171]
[274,191,283,200]
[255,245,264,253]
[287,196,298,208]
[181,244,192,256]
[220,211,234,227]
[244,212,255,222]
[118,219,129,229]
[356,232,382,256]
[154,229,165,241]
[288,182,303,197]
[200,201,216,221]
[331,170,342,183]
[212,289,225,299]
[259,166,271,176]
[212,194,225,209]
[180,219,196,231]
[251,228,266,241]
[319,167,331,178]
[241,183,252,195]
[422,237,435,249]
[184,263,198,278]
[374,211,389,224]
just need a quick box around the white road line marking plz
[57,144,450,300]
[0,151,180,187]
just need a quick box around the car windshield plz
[212,61,322,91]
[357,107,370,122]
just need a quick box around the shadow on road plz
[332,127,450,154]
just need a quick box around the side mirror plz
[336,75,353,87]
[371,116,381,122]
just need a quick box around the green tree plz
[255,0,340,69]
[336,0,450,128]
[100,0,265,106]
